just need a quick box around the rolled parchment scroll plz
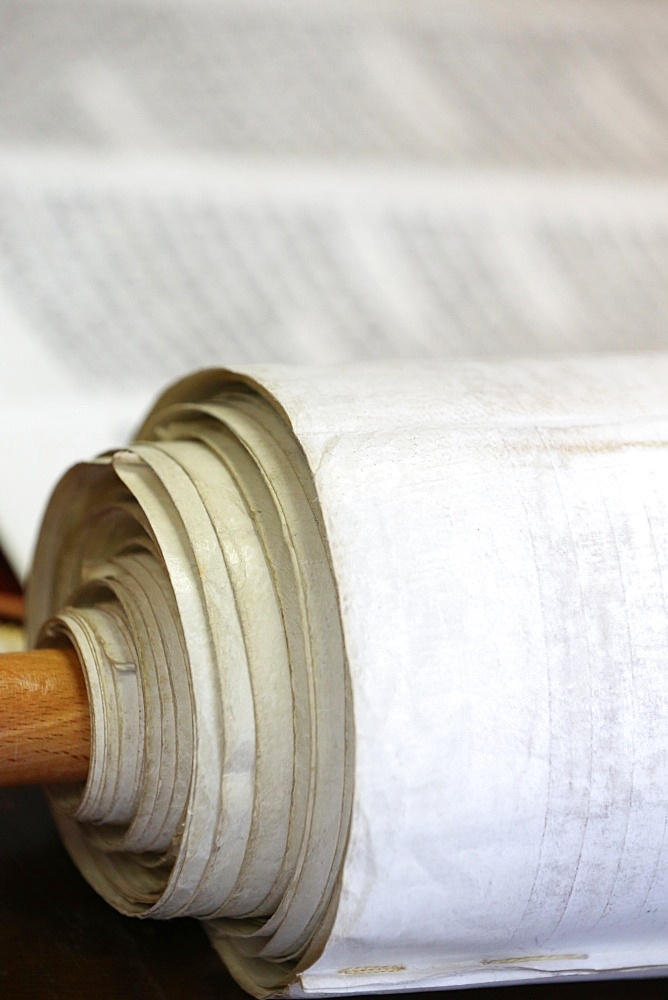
[26,355,668,996]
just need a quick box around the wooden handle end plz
[0,647,90,786]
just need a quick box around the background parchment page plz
[1,0,668,574]
[227,355,668,994]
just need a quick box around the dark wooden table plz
[2,550,667,999]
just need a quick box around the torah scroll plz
[26,355,668,996]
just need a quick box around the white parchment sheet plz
[238,356,668,994]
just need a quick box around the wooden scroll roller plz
[0,647,90,786]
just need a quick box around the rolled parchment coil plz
[27,356,668,996]
[28,375,352,995]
